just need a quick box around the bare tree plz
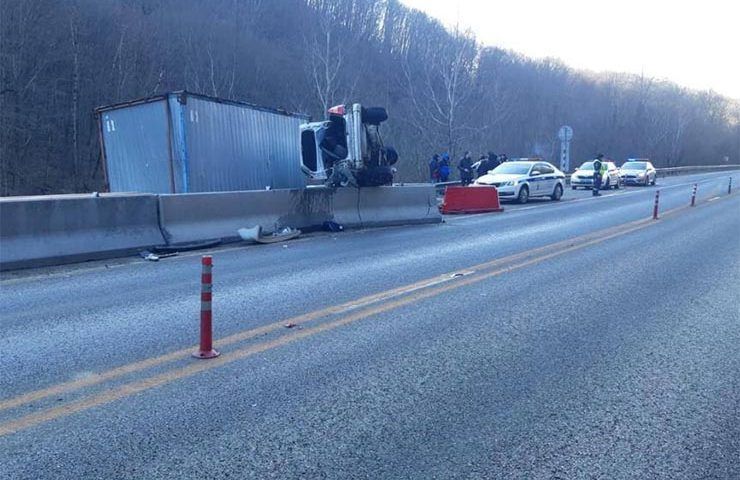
[403,26,480,159]
[1,0,737,195]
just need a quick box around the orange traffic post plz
[193,255,220,359]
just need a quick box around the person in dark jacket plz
[438,153,451,182]
[475,154,489,178]
[499,153,509,163]
[488,152,501,170]
[592,153,604,196]
[428,154,440,183]
[458,151,474,186]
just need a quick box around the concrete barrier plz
[158,185,441,245]
[0,185,442,270]
[355,185,440,227]
[157,189,333,245]
[0,193,165,270]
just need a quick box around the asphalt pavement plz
[0,171,738,479]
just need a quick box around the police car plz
[571,160,621,190]
[473,160,566,204]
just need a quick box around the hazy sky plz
[399,0,740,100]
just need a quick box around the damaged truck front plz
[300,104,398,188]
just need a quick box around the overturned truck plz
[96,91,397,193]
[301,104,398,188]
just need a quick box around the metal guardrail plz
[434,164,740,193]
[653,164,740,176]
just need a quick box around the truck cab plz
[300,104,398,187]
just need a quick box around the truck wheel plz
[384,146,399,165]
[361,107,388,125]
[357,166,394,187]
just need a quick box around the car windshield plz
[491,163,531,175]
[622,162,647,170]
[578,162,595,170]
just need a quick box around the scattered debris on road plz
[139,250,179,261]
[238,226,301,244]
[323,221,344,232]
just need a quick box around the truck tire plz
[361,107,388,125]
[384,146,399,165]
[357,165,394,187]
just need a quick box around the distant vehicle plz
[570,160,621,190]
[619,159,656,186]
[301,104,398,188]
[474,160,566,204]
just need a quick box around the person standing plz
[428,154,440,183]
[438,153,451,182]
[487,151,500,171]
[592,153,605,196]
[458,151,474,186]
[475,154,489,178]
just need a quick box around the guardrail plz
[654,164,740,176]
[434,164,740,194]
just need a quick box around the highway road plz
[1,171,738,479]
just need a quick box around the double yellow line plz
[0,200,716,437]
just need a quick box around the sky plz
[399,0,740,100]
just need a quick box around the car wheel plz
[517,185,529,204]
[572,186,577,190]
[603,178,610,190]
[551,183,563,201]
[651,176,656,186]
[645,177,650,186]
[615,179,621,189]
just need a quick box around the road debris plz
[238,225,301,244]
[139,250,179,261]
[323,221,344,232]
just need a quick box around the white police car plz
[474,160,566,204]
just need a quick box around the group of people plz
[429,151,509,185]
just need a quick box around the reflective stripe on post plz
[193,255,220,359]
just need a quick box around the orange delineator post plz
[440,186,504,214]
[193,255,220,359]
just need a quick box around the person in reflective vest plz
[592,153,605,196]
